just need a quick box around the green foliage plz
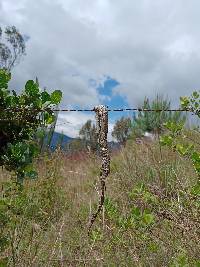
[0,69,62,181]
[161,91,200,177]
[169,251,190,267]
[190,181,200,196]
[111,116,132,144]
[31,78,60,153]
[129,182,158,204]
[114,206,155,230]
[105,193,155,231]
[0,26,26,71]
[132,95,186,136]
[50,90,62,104]
[180,91,200,115]
[104,197,119,220]
[2,142,38,181]
[0,131,198,265]
[90,228,103,242]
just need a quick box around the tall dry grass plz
[0,138,199,266]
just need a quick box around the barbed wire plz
[0,106,196,122]
[0,107,192,112]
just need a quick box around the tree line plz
[73,95,186,152]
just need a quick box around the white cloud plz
[55,112,114,140]
[1,0,200,135]
[55,112,94,138]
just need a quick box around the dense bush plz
[132,95,186,137]
[0,69,62,182]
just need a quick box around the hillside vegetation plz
[0,134,199,266]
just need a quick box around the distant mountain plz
[49,132,74,150]
[49,132,120,152]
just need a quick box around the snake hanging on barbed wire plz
[88,105,110,234]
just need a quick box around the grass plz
[0,137,199,266]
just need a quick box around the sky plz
[1,0,200,138]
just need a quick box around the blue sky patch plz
[97,76,134,123]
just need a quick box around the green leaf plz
[44,112,55,124]
[160,135,173,146]
[192,91,199,99]
[191,152,200,163]
[142,211,155,225]
[193,162,200,173]
[180,96,190,109]
[191,182,200,196]
[176,144,193,156]
[41,91,51,104]
[51,90,62,104]
[195,102,199,109]
[164,121,184,133]
[104,197,118,219]
[90,228,103,242]
[25,80,39,96]
[148,242,159,253]
[131,206,141,218]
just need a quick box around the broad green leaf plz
[25,80,39,96]
[41,91,51,104]
[51,90,62,104]
[33,98,42,108]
